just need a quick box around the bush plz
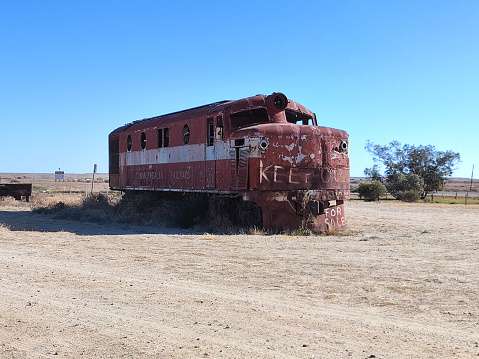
[79,193,114,222]
[387,173,423,202]
[357,181,387,201]
[395,190,421,202]
[33,193,114,223]
[82,193,110,210]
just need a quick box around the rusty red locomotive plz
[109,93,349,232]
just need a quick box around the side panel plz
[113,139,233,192]
[123,162,204,190]
[205,146,215,188]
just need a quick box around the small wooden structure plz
[0,183,32,202]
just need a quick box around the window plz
[109,138,119,174]
[182,124,190,144]
[216,116,223,139]
[285,109,313,125]
[164,128,169,147]
[141,132,147,150]
[207,118,214,146]
[157,129,162,148]
[127,135,132,151]
[230,108,269,128]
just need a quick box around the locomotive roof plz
[109,93,313,134]
[110,99,233,134]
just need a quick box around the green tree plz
[364,164,383,182]
[365,141,460,199]
[388,172,424,202]
[357,181,387,202]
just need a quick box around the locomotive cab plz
[224,93,350,232]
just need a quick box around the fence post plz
[91,164,97,194]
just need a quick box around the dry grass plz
[30,193,83,207]
[323,226,361,236]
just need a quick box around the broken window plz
[109,138,119,175]
[182,124,190,144]
[157,128,162,148]
[127,135,132,151]
[285,110,314,125]
[207,118,214,146]
[141,132,147,150]
[230,108,269,128]
[164,128,169,147]
[216,116,224,139]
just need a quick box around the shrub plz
[387,173,423,202]
[79,193,114,223]
[357,181,387,201]
[395,190,421,202]
[33,193,115,223]
[82,193,110,210]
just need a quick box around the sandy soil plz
[0,200,478,358]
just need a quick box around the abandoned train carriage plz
[108,93,350,232]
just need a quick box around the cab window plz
[230,108,269,128]
[285,110,313,125]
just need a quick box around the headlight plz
[273,93,288,110]
[259,138,269,150]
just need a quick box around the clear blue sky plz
[1,1,478,178]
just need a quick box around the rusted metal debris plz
[0,183,32,202]
[109,93,349,232]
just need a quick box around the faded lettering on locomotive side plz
[135,171,164,181]
[129,169,193,187]
[132,170,165,187]
[170,170,191,181]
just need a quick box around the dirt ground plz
[0,198,478,358]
